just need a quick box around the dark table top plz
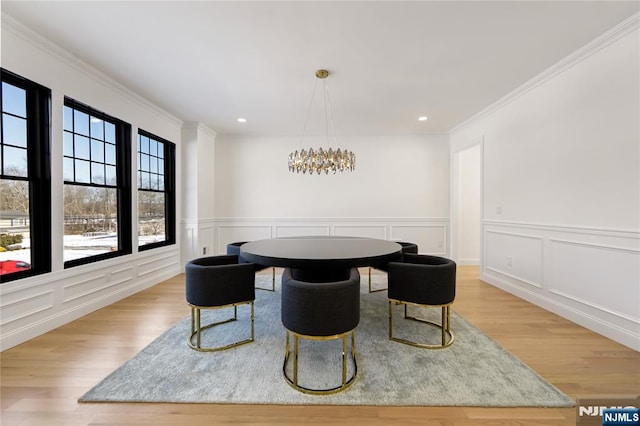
[240,236,402,269]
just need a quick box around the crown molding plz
[1,13,183,127]
[449,12,640,135]
[182,121,217,138]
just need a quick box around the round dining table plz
[240,236,402,282]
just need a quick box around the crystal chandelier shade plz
[288,147,356,174]
[288,69,356,175]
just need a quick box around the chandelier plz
[288,69,356,174]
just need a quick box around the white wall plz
[180,122,216,263]
[450,18,640,350]
[212,134,451,255]
[0,17,183,350]
[456,144,481,264]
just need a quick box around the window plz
[63,98,131,267]
[137,130,175,250]
[0,69,51,282]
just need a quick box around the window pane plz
[3,145,28,177]
[91,162,105,185]
[142,171,150,189]
[74,135,90,160]
[75,159,90,183]
[139,135,149,154]
[149,139,157,157]
[73,109,89,136]
[105,122,115,143]
[90,117,104,139]
[2,82,26,117]
[63,132,74,157]
[158,175,164,191]
[141,153,149,172]
[150,157,157,173]
[105,165,116,185]
[0,178,32,277]
[91,139,104,162]
[138,191,165,246]
[63,157,74,181]
[2,113,28,148]
[105,143,116,164]
[63,185,118,263]
[63,106,73,131]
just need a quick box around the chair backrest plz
[226,241,271,272]
[399,241,419,254]
[388,254,456,306]
[226,241,249,261]
[281,267,360,337]
[186,255,255,307]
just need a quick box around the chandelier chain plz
[287,69,356,175]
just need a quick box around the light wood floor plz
[1,266,638,425]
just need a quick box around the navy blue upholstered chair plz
[369,241,419,293]
[281,267,360,395]
[387,253,456,349]
[185,255,256,352]
[227,241,276,291]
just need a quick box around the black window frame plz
[0,68,52,283]
[63,97,132,268]
[137,129,176,251]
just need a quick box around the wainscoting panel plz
[333,225,386,239]
[212,218,450,257]
[548,238,640,322]
[181,222,198,265]
[216,224,273,254]
[275,225,331,238]
[390,224,448,255]
[0,245,181,351]
[482,221,640,350]
[485,230,544,288]
[199,224,215,259]
[0,287,54,328]
[63,270,126,305]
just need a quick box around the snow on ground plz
[0,234,165,264]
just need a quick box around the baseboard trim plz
[481,270,640,351]
[0,267,179,351]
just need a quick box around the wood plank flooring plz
[1,266,638,425]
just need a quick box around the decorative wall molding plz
[483,219,640,238]
[181,121,217,138]
[0,290,54,327]
[213,217,450,223]
[485,229,544,289]
[0,247,181,351]
[548,237,640,254]
[482,220,640,350]
[450,12,640,134]
[209,217,450,257]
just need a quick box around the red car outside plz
[0,260,31,275]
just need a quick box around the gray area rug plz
[80,274,574,406]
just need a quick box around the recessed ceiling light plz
[237,118,247,123]
[418,116,428,121]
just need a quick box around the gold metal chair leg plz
[342,335,347,385]
[282,329,358,395]
[256,267,276,292]
[388,299,454,349]
[368,267,387,293]
[188,301,255,352]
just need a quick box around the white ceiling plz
[2,1,638,137]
